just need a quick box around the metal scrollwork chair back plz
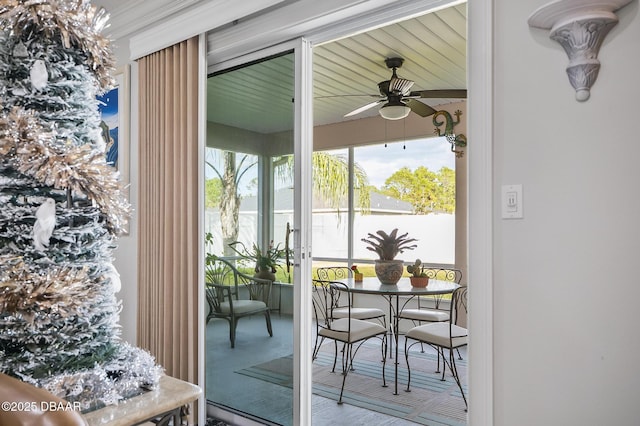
[422,267,463,282]
[315,267,386,324]
[316,266,352,281]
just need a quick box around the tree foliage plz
[273,152,370,212]
[381,166,455,214]
[312,152,369,213]
[205,177,223,209]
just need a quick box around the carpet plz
[236,342,467,426]
[206,419,231,426]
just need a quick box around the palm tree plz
[206,152,255,256]
[273,151,370,211]
[312,152,369,213]
[206,150,369,255]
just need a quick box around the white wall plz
[110,39,138,345]
[493,1,640,424]
[353,214,455,264]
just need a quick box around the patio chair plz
[404,285,468,410]
[315,267,386,326]
[396,267,463,369]
[311,279,388,404]
[314,267,387,360]
[206,257,273,348]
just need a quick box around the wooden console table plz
[84,375,201,426]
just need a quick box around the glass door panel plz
[205,51,295,425]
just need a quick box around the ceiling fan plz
[344,57,467,120]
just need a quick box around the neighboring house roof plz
[363,191,414,214]
[238,188,413,214]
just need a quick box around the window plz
[312,137,456,267]
[353,138,455,264]
[310,148,349,259]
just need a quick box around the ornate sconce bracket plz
[528,0,632,102]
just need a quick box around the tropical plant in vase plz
[361,228,418,260]
[361,229,417,284]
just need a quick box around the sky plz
[353,136,455,188]
[205,135,456,194]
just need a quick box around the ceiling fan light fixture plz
[379,103,411,120]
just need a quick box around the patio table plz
[337,276,459,395]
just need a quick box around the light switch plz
[506,191,518,211]
[502,184,523,219]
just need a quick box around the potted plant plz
[351,265,363,282]
[228,240,285,281]
[204,232,219,283]
[361,228,417,285]
[407,259,429,287]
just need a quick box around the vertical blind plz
[137,36,199,385]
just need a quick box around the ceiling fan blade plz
[405,99,437,117]
[344,100,384,117]
[408,89,468,99]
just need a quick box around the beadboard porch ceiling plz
[94,0,467,134]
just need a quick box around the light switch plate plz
[502,184,523,219]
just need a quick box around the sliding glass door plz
[204,40,312,425]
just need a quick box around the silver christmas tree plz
[0,0,161,410]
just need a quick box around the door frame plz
[203,1,494,424]
[467,0,494,423]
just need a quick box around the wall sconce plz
[528,0,632,102]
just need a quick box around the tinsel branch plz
[0,255,98,317]
[34,343,163,410]
[0,106,129,234]
[0,0,115,90]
